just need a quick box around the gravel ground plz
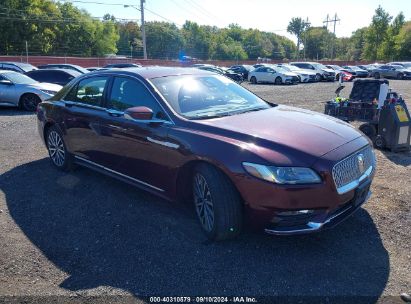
[0,80,410,304]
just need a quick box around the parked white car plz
[290,62,336,82]
[275,64,316,83]
[0,70,62,111]
[248,65,299,85]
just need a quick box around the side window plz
[65,76,108,106]
[108,77,163,118]
[2,64,19,72]
[31,71,47,82]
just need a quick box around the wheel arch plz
[18,92,40,108]
[175,159,244,204]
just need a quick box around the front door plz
[0,74,16,105]
[102,76,175,193]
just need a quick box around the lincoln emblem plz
[357,154,365,173]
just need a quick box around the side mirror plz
[124,106,153,121]
[0,79,13,85]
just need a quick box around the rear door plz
[379,66,390,77]
[60,76,110,162]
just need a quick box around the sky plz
[66,0,410,41]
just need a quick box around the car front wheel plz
[46,126,73,171]
[192,163,242,241]
[250,76,257,84]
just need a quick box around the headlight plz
[40,89,57,95]
[242,162,321,184]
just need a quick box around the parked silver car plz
[290,62,335,82]
[0,71,62,111]
[248,65,299,84]
[276,64,316,82]
[372,64,411,80]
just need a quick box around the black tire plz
[397,73,404,80]
[250,76,257,84]
[373,135,385,149]
[274,76,282,85]
[336,73,340,81]
[315,73,322,82]
[374,72,380,79]
[359,123,377,140]
[20,93,41,112]
[46,125,74,171]
[192,163,242,241]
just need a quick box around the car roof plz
[89,67,213,79]
[27,68,81,76]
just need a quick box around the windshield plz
[151,75,270,119]
[391,65,404,69]
[284,65,299,71]
[4,72,37,85]
[17,63,37,72]
[402,63,411,68]
[313,63,328,70]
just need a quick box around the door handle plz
[106,109,124,117]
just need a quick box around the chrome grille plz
[332,145,375,194]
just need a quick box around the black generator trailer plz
[325,79,411,152]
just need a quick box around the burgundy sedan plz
[37,67,376,240]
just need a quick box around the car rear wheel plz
[46,126,74,171]
[374,135,386,149]
[359,123,377,140]
[274,76,282,85]
[397,73,404,80]
[250,76,257,84]
[374,72,380,79]
[192,163,242,241]
[20,94,41,112]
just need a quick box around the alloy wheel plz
[47,130,65,167]
[193,173,214,232]
[22,94,40,111]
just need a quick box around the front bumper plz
[264,180,372,235]
[323,75,336,81]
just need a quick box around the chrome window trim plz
[64,101,106,111]
[74,155,164,192]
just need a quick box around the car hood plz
[28,82,62,92]
[196,105,362,160]
[322,68,335,73]
[283,72,298,77]
[299,70,316,75]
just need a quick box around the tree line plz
[288,6,410,62]
[0,1,410,62]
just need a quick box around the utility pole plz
[25,41,28,63]
[323,13,340,59]
[303,17,310,60]
[140,0,147,60]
